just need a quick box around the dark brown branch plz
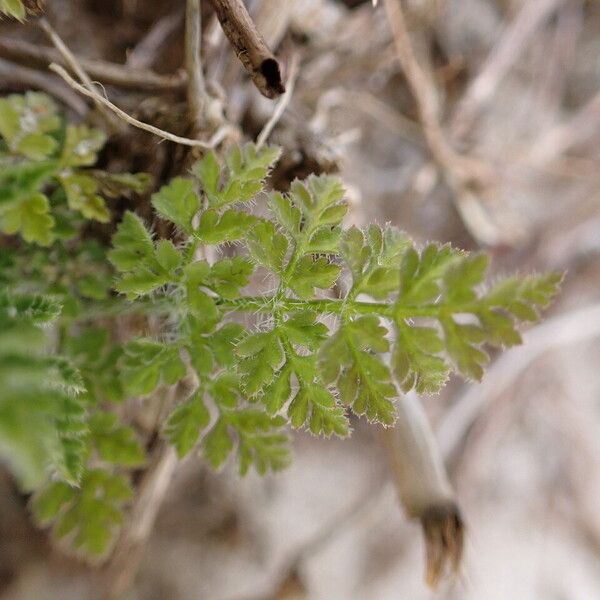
[0,37,186,92]
[207,0,285,99]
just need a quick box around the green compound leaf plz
[342,224,410,299]
[392,324,449,394]
[288,256,341,299]
[0,92,60,158]
[163,392,210,458]
[208,257,254,299]
[202,417,234,469]
[0,0,26,20]
[151,177,199,233]
[235,330,285,396]
[246,219,288,274]
[60,173,110,222]
[194,208,258,244]
[319,316,396,425]
[31,469,133,557]
[88,412,145,467]
[109,212,184,298]
[0,192,55,245]
[60,125,106,168]
[288,383,348,437]
[0,137,564,545]
[121,339,186,396]
[192,144,281,208]
[228,409,289,475]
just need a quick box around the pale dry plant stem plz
[49,63,232,149]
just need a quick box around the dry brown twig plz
[49,63,232,149]
[102,446,178,600]
[207,0,285,99]
[0,36,187,92]
[101,370,199,600]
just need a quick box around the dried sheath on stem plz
[207,0,285,99]
[378,392,464,587]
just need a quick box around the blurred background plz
[2,0,600,598]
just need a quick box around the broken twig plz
[207,0,285,99]
[378,392,463,587]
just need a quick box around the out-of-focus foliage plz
[0,92,150,245]
[0,0,26,20]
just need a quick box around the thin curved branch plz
[49,63,232,149]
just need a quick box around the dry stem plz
[382,0,486,184]
[0,36,186,92]
[382,0,501,246]
[378,392,463,587]
[185,0,208,131]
